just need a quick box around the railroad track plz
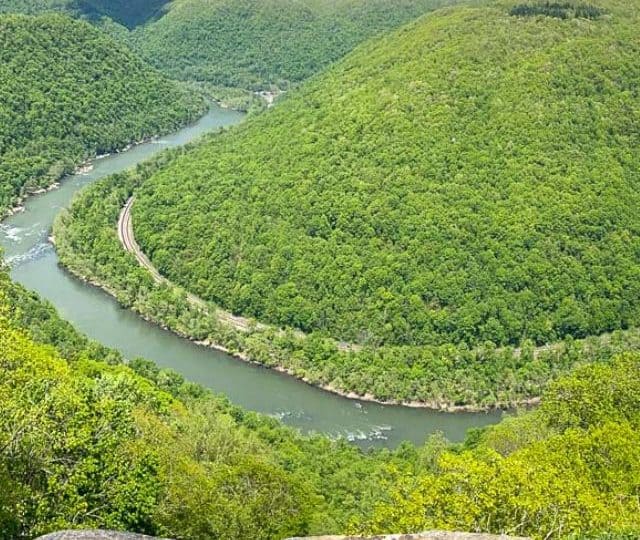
[118,196,253,331]
[118,196,361,352]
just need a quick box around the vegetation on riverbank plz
[183,82,267,114]
[0,269,402,538]
[3,0,640,537]
[354,353,640,538]
[0,13,204,213]
[56,0,640,404]
[2,266,640,538]
[53,150,640,408]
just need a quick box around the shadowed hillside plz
[132,0,459,89]
[0,0,170,27]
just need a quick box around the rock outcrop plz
[38,530,530,540]
[36,531,171,540]
[286,533,530,540]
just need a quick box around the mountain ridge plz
[133,0,640,348]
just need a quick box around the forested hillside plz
[131,0,458,89]
[55,144,640,408]
[0,269,400,539]
[0,0,71,15]
[1,0,463,91]
[2,264,639,539]
[0,13,203,213]
[4,1,640,537]
[131,0,640,352]
[355,352,640,538]
[82,0,169,27]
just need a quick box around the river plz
[0,106,501,448]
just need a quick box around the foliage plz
[2,0,640,536]
[131,0,459,90]
[4,227,640,540]
[0,270,124,365]
[0,0,464,92]
[82,0,170,28]
[0,13,204,213]
[0,313,311,538]
[0,0,73,16]
[0,269,415,538]
[510,1,605,19]
[183,81,267,114]
[4,250,640,539]
[127,0,640,350]
[53,0,640,402]
[53,153,640,407]
[352,354,640,539]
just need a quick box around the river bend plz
[0,106,501,448]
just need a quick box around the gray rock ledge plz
[286,533,530,540]
[36,531,172,540]
[38,530,529,540]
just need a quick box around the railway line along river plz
[0,105,501,448]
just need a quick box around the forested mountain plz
[2,264,639,538]
[131,0,458,89]
[0,0,71,15]
[1,0,462,91]
[0,270,374,538]
[82,0,169,27]
[3,1,640,537]
[130,0,640,353]
[0,0,169,27]
[0,13,203,212]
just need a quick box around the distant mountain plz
[1,0,461,90]
[0,13,203,211]
[131,0,458,89]
[0,0,169,28]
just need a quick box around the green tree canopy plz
[0,13,203,211]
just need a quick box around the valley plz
[0,13,203,212]
[1,0,640,538]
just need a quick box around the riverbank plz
[0,86,270,224]
[58,209,638,412]
[94,195,529,411]
[60,259,502,413]
[15,106,491,450]
[0,107,207,222]
[51,142,640,411]
[3,181,60,219]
